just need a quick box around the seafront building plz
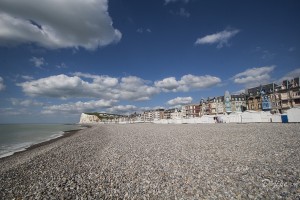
[245,77,300,113]
[246,83,276,112]
[280,77,300,111]
[170,108,182,119]
[142,110,153,122]
[182,104,200,118]
[153,109,165,121]
[199,96,226,116]
[231,94,247,112]
[81,77,300,123]
[163,108,182,119]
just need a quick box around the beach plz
[0,123,299,199]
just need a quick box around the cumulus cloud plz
[74,73,159,101]
[0,76,5,91]
[17,73,221,102]
[10,98,44,107]
[18,73,159,101]
[29,57,45,68]
[119,76,160,101]
[195,29,240,48]
[233,66,275,87]
[154,77,179,91]
[18,74,94,99]
[167,96,193,106]
[279,68,300,82]
[42,99,116,114]
[106,105,138,115]
[72,72,119,87]
[155,74,221,92]
[0,0,121,50]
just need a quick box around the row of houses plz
[81,77,300,123]
[137,77,300,121]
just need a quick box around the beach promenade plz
[1,123,299,199]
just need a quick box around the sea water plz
[0,124,84,158]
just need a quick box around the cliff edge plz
[79,113,100,124]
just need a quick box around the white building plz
[153,109,164,121]
[170,108,182,119]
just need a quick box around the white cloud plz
[72,72,119,87]
[232,89,246,95]
[180,74,221,90]
[10,98,44,107]
[279,68,300,82]
[154,77,179,91]
[167,96,193,106]
[0,0,121,50]
[29,57,45,68]
[233,66,275,87]
[21,75,34,80]
[119,76,159,101]
[106,105,138,115]
[42,99,116,114]
[195,29,240,48]
[18,73,159,101]
[155,74,221,92]
[74,73,159,101]
[0,76,5,91]
[17,73,221,102]
[18,74,93,99]
[165,0,189,4]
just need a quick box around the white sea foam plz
[0,142,33,158]
[0,124,81,158]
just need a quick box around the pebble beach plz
[1,123,300,199]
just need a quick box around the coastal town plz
[80,76,300,124]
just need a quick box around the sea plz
[0,124,85,158]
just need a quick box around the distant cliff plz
[79,113,100,124]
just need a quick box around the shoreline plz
[0,124,91,161]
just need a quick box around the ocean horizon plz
[0,123,84,158]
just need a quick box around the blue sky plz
[0,0,299,123]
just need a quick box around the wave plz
[0,142,33,158]
[0,131,66,158]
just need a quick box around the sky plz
[0,0,299,123]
